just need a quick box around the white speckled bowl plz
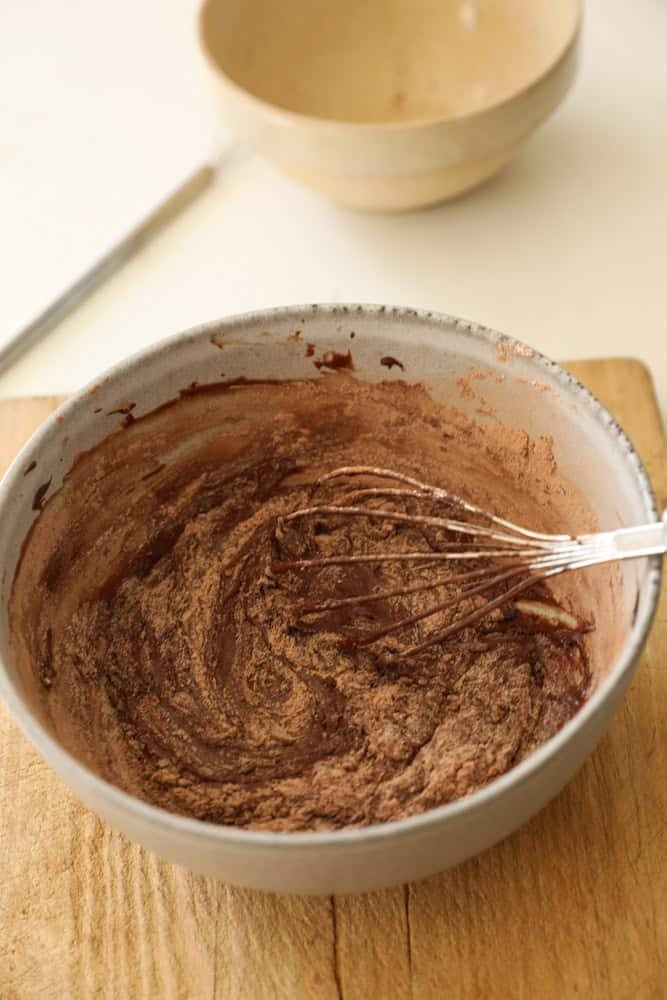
[0,306,661,894]
[199,0,581,209]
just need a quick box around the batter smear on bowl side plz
[10,376,594,831]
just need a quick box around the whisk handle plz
[575,512,667,567]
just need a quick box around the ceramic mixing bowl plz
[0,305,660,894]
[199,0,581,209]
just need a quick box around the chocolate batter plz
[10,377,592,831]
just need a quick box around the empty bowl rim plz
[198,0,582,132]
[0,302,661,851]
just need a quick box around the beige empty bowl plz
[199,0,581,210]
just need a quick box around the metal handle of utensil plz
[559,510,667,574]
[0,163,217,378]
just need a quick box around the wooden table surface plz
[1,359,666,999]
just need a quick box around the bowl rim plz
[198,0,582,133]
[0,302,661,851]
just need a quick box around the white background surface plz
[1,0,666,419]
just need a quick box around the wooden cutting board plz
[1,359,666,1000]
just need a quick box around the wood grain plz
[1,360,666,1000]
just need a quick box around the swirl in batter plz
[10,376,592,830]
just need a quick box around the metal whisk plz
[272,466,667,658]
